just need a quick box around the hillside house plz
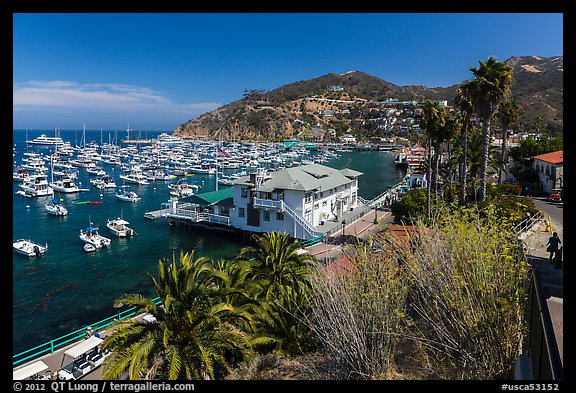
[532,150,563,194]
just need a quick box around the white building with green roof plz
[230,164,363,240]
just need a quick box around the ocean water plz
[12,129,405,354]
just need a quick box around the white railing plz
[282,203,323,239]
[513,211,543,235]
[253,198,284,210]
[167,206,231,226]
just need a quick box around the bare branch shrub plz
[306,238,409,379]
[400,206,528,379]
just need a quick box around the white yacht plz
[26,134,65,147]
[18,174,53,197]
[51,176,80,193]
[106,218,135,237]
[119,165,150,185]
[155,132,185,147]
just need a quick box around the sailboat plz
[45,197,68,216]
[45,151,68,216]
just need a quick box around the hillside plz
[174,56,562,140]
[504,56,563,131]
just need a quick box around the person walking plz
[546,232,561,263]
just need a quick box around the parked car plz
[548,189,562,203]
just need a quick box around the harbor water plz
[12,129,405,355]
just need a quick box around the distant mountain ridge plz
[174,56,562,140]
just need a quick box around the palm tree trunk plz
[433,142,441,198]
[459,123,468,204]
[426,137,432,217]
[498,127,508,184]
[478,118,491,201]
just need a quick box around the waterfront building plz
[230,164,362,240]
[159,164,363,241]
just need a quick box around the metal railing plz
[513,211,544,235]
[253,198,284,210]
[282,203,323,239]
[13,296,162,367]
[521,270,563,380]
[323,207,372,238]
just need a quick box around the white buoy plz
[26,205,30,209]
[60,198,64,202]
[100,194,104,197]
[153,187,156,190]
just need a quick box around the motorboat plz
[51,176,80,193]
[168,179,198,198]
[45,198,68,216]
[106,218,135,237]
[13,167,30,182]
[13,239,48,257]
[26,134,65,147]
[116,189,140,202]
[79,225,111,249]
[91,175,116,189]
[119,165,150,185]
[18,174,53,197]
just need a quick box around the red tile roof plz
[533,150,563,165]
[322,256,357,278]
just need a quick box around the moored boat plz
[116,189,140,202]
[84,244,96,253]
[79,225,111,249]
[13,239,48,257]
[45,198,68,216]
[106,218,135,237]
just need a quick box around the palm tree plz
[465,57,513,201]
[418,101,446,216]
[101,251,253,380]
[454,85,475,204]
[438,116,462,192]
[497,100,522,184]
[465,129,505,199]
[238,232,316,354]
[238,232,314,300]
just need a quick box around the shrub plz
[400,207,529,379]
[306,239,408,379]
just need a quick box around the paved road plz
[531,197,563,238]
[522,196,563,369]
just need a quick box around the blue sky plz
[13,13,563,131]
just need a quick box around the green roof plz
[187,187,234,206]
[258,163,363,193]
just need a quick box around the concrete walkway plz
[305,206,393,263]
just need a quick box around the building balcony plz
[253,198,284,211]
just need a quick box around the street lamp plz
[113,301,124,321]
[373,205,378,224]
[341,219,346,237]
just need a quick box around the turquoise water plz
[12,129,405,354]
